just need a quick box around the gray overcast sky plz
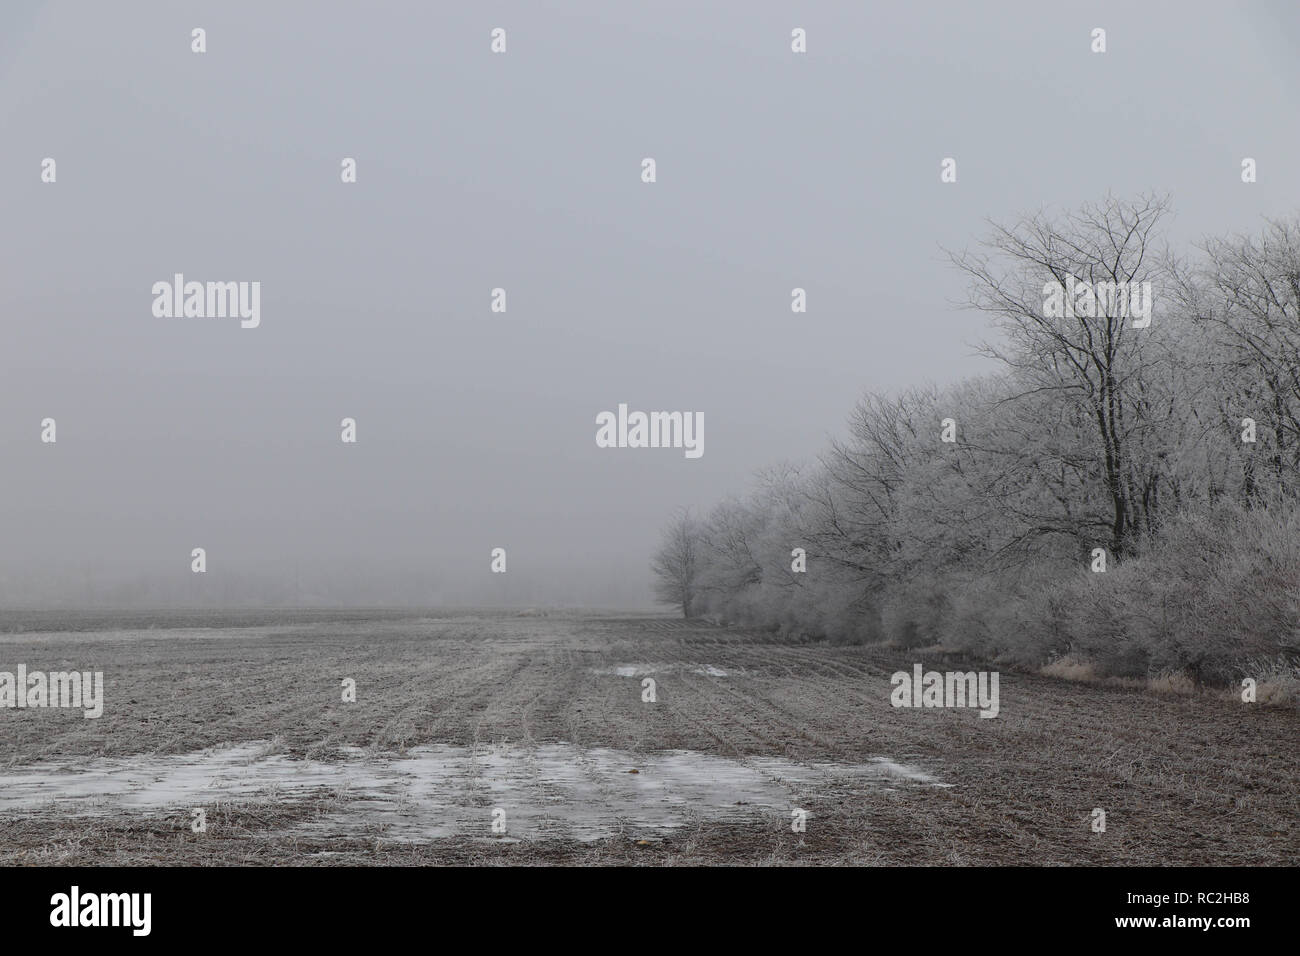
[2,1,1298,607]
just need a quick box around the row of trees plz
[653,195,1300,682]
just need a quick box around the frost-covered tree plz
[649,509,702,617]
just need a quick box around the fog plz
[1,0,1296,607]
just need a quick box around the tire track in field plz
[691,643,921,762]
[640,639,904,761]
[699,672,867,760]
[424,645,534,749]
[665,669,820,757]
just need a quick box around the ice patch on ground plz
[0,742,949,842]
[597,663,734,678]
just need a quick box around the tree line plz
[653,194,1300,688]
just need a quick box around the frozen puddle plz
[599,663,733,678]
[0,743,949,842]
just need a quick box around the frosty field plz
[0,610,1294,866]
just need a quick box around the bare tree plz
[950,193,1174,558]
[1186,217,1300,497]
[650,509,701,617]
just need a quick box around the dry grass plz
[1041,655,1098,682]
[1256,677,1300,706]
[1228,657,1300,707]
[1148,670,1199,696]
[1046,652,1300,709]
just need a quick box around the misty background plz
[1,0,1297,608]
